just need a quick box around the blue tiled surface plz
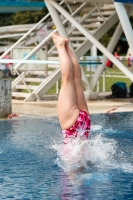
[114,0,133,4]
[0,0,46,7]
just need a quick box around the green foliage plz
[12,8,48,25]
[0,7,48,26]
[0,13,14,26]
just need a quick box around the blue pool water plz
[0,112,133,199]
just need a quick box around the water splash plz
[51,130,133,175]
[51,133,117,172]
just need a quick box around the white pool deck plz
[12,95,133,118]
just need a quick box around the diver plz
[51,33,91,144]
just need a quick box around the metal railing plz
[1,55,132,93]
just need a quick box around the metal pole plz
[90,5,133,90]
[0,1,65,59]
[114,3,133,53]
[0,13,50,59]
[56,81,59,94]
[45,0,90,89]
[44,44,48,77]
[45,0,70,47]
[97,80,99,92]
[13,1,88,72]
[103,70,106,92]
[50,0,133,82]
[91,22,123,90]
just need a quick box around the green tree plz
[0,7,48,26]
[12,8,48,25]
[0,13,14,26]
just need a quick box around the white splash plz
[91,125,103,131]
[51,133,118,173]
[50,122,133,176]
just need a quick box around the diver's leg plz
[65,43,89,113]
[51,33,79,130]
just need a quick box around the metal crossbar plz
[0,59,102,65]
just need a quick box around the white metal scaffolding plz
[1,0,133,101]
[46,0,133,87]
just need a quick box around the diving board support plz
[114,2,133,54]
[45,0,90,90]
[0,80,12,117]
[90,5,133,90]
[49,0,133,82]
[0,12,52,59]
[25,67,61,102]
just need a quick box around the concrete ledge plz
[12,98,133,118]
[84,91,98,100]
[12,100,58,117]
[0,79,12,118]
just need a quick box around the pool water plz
[0,112,133,199]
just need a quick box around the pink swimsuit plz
[62,110,91,144]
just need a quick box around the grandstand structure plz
[0,0,133,101]
[0,0,46,51]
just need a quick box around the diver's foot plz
[51,32,68,47]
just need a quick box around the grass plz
[84,65,132,92]
[12,64,133,94]
[46,67,132,94]
[95,77,132,92]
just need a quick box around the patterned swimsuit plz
[62,110,91,144]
